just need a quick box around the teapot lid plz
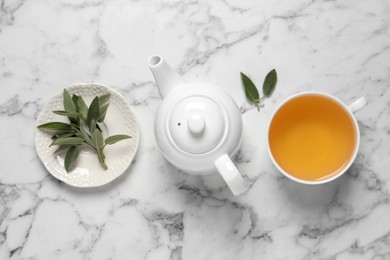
[168,95,226,154]
[154,83,243,175]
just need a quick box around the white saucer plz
[35,83,139,187]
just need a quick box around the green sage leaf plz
[98,94,111,105]
[97,148,108,170]
[98,103,109,123]
[51,132,76,141]
[77,96,88,119]
[37,122,71,131]
[241,72,260,105]
[72,95,79,112]
[53,110,82,117]
[105,135,131,145]
[64,146,80,172]
[54,145,70,154]
[51,131,71,139]
[90,119,96,135]
[63,89,76,113]
[263,69,277,97]
[51,136,84,146]
[87,97,100,129]
[91,129,104,149]
[79,123,91,143]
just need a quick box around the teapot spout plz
[148,55,185,98]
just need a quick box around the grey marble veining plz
[1,0,390,259]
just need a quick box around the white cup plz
[266,91,367,185]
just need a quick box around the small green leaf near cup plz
[240,72,260,110]
[263,69,277,97]
[241,69,278,110]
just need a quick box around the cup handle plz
[348,96,367,113]
[214,154,247,196]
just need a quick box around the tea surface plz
[269,94,356,181]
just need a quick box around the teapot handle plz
[214,154,247,196]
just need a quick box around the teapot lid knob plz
[168,96,226,154]
[187,115,205,136]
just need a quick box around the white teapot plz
[148,55,247,195]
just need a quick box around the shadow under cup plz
[267,93,359,184]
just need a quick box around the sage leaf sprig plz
[241,69,277,111]
[37,89,132,172]
[263,69,277,97]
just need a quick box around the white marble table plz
[1,0,389,259]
